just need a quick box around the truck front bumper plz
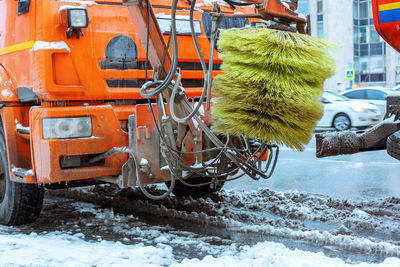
[30,105,129,184]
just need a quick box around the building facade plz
[309,0,400,91]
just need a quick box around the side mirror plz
[18,0,31,16]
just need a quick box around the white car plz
[340,87,394,120]
[317,91,381,131]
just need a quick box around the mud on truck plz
[0,0,308,225]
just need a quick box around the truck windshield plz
[202,11,249,40]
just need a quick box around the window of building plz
[360,57,369,73]
[360,44,369,56]
[317,23,323,38]
[353,2,359,19]
[369,56,384,73]
[370,43,383,56]
[354,44,359,56]
[354,27,359,43]
[369,0,373,18]
[354,57,360,71]
[361,74,370,82]
[317,0,323,13]
[370,73,385,82]
[359,27,367,43]
[353,0,387,85]
[369,26,381,43]
[359,2,368,18]
[359,19,369,26]
[316,0,323,38]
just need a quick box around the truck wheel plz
[387,131,400,160]
[166,176,224,199]
[333,113,351,131]
[0,124,44,226]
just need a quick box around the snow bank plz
[0,226,398,267]
[0,228,174,266]
[174,241,400,267]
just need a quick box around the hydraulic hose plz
[169,0,210,123]
[223,0,253,6]
[140,0,179,99]
[206,7,220,110]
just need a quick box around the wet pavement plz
[226,136,400,200]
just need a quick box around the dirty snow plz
[2,140,400,266]
[41,184,400,263]
[56,0,97,7]
[11,166,33,177]
[31,41,71,53]
[0,223,399,267]
[59,5,86,11]
[176,243,400,267]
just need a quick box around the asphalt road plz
[226,136,400,200]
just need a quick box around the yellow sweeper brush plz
[211,27,336,151]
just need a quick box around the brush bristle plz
[211,28,336,151]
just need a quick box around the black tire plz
[0,122,44,226]
[332,113,351,131]
[387,131,400,160]
[166,176,224,198]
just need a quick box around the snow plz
[140,158,149,165]
[0,226,398,267]
[175,242,400,267]
[195,0,231,8]
[353,208,369,218]
[199,104,205,116]
[281,1,290,9]
[11,166,33,177]
[160,165,170,171]
[15,119,30,133]
[0,228,174,266]
[156,13,191,20]
[31,41,71,53]
[241,224,400,257]
[59,5,85,11]
[1,89,13,98]
[298,12,307,20]
[56,0,97,7]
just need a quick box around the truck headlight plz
[43,117,92,139]
[351,106,366,113]
[59,6,89,29]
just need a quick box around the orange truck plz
[0,0,306,225]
